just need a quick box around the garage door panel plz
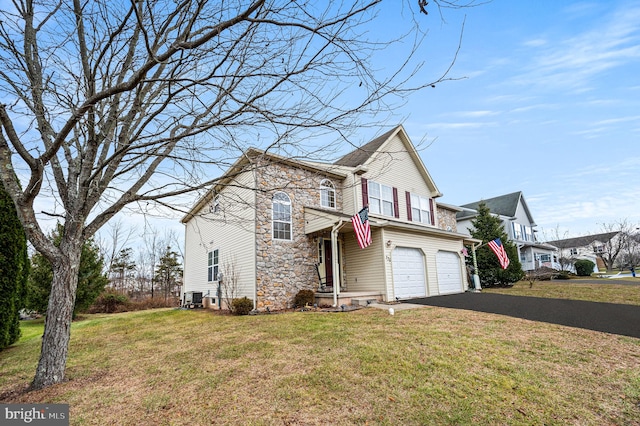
[392,247,426,299]
[436,251,463,295]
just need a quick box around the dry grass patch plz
[1,308,639,425]
[484,280,640,306]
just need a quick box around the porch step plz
[351,297,379,307]
[314,292,384,308]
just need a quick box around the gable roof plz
[458,191,535,225]
[334,124,442,197]
[333,126,399,167]
[181,148,347,223]
[546,231,620,249]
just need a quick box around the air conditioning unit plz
[183,291,203,308]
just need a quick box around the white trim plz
[320,179,336,209]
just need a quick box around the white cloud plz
[511,5,640,92]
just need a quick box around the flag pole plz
[471,242,482,291]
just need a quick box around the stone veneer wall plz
[254,159,343,310]
[437,206,458,233]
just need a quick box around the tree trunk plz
[30,248,81,390]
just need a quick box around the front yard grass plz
[483,279,640,306]
[1,306,639,425]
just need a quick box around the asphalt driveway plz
[406,292,640,339]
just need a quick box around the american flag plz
[487,238,510,269]
[351,206,372,249]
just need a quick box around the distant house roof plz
[546,231,620,249]
[333,126,399,167]
[457,191,535,225]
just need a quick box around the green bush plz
[555,270,571,280]
[231,297,253,315]
[574,259,595,277]
[294,289,315,307]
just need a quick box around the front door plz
[324,240,334,287]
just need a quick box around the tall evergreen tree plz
[26,225,108,318]
[0,181,28,350]
[154,246,183,302]
[469,202,524,287]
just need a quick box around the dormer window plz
[320,179,336,209]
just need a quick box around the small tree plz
[109,248,137,294]
[26,226,108,318]
[469,203,525,287]
[0,180,28,350]
[221,257,241,311]
[154,246,183,303]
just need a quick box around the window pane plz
[369,182,380,198]
[412,207,421,222]
[321,189,329,206]
[320,187,335,208]
[381,185,393,201]
[369,198,381,214]
[382,200,393,216]
[420,197,430,211]
[273,222,291,240]
[273,192,290,202]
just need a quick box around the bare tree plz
[597,220,634,272]
[0,0,472,389]
[543,225,575,272]
[220,256,241,312]
[101,219,135,275]
[617,225,640,272]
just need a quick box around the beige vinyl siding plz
[382,229,467,298]
[183,170,256,300]
[343,228,386,294]
[304,208,341,234]
[340,172,359,216]
[362,134,435,223]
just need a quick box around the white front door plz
[392,247,426,299]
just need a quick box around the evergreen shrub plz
[231,297,253,315]
[574,259,595,277]
[294,289,315,307]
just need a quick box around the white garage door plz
[436,251,463,295]
[392,247,426,299]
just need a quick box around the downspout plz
[331,219,345,307]
[252,160,259,311]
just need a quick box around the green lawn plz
[483,279,640,306]
[1,304,639,425]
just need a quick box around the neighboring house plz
[181,125,478,311]
[456,191,556,271]
[546,232,620,273]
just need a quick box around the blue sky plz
[126,0,640,244]
[355,0,640,239]
[3,0,636,246]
